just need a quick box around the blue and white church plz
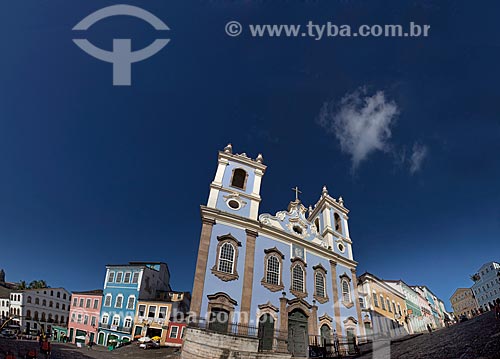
[191,144,364,357]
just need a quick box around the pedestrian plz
[495,298,500,320]
[40,338,51,358]
[26,348,37,358]
[426,323,433,334]
[87,340,94,350]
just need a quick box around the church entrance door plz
[258,314,274,351]
[288,309,308,357]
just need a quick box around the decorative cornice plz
[290,289,308,300]
[264,247,285,259]
[201,218,216,226]
[216,234,242,247]
[319,313,332,322]
[211,268,239,282]
[339,272,351,282]
[218,151,267,172]
[290,257,307,267]
[287,297,312,309]
[313,263,327,274]
[342,301,354,309]
[200,206,358,269]
[245,229,259,238]
[207,292,238,306]
[343,316,358,325]
[261,280,284,293]
[314,295,329,304]
[258,301,279,313]
[209,184,262,203]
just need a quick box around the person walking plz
[40,338,51,358]
[495,298,500,320]
[426,323,433,334]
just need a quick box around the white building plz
[9,288,71,335]
[471,261,500,311]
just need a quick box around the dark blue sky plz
[0,1,498,310]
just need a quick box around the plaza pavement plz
[358,311,500,359]
[0,339,179,359]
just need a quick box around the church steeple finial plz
[322,185,328,196]
[292,186,302,202]
[224,143,233,154]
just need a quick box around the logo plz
[72,5,170,86]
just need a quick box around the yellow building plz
[357,272,409,337]
[450,288,478,319]
[132,300,172,346]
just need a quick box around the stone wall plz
[181,328,291,359]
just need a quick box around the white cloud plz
[317,88,399,170]
[409,143,428,174]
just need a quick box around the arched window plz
[62,304,65,310]
[48,314,53,322]
[49,301,53,307]
[115,294,124,308]
[218,243,235,274]
[315,272,326,298]
[230,168,247,190]
[42,299,46,306]
[212,234,241,281]
[334,213,342,234]
[55,314,58,323]
[35,298,40,305]
[112,315,120,326]
[312,264,328,303]
[266,256,280,285]
[27,296,32,304]
[342,280,351,303]
[124,317,132,328]
[63,293,66,300]
[34,311,39,320]
[126,295,135,310]
[60,315,65,324]
[292,265,304,292]
[41,312,46,322]
[104,294,112,307]
[26,310,31,319]
[102,314,109,324]
[56,303,59,309]
[314,218,320,233]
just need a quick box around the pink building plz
[68,290,103,344]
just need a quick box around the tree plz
[16,281,28,290]
[28,280,48,289]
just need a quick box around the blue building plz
[191,144,364,357]
[471,261,500,311]
[97,262,171,346]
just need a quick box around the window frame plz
[261,247,284,292]
[290,257,307,299]
[229,168,248,191]
[313,264,329,304]
[211,234,241,282]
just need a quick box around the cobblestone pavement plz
[0,339,179,359]
[359,311,500,359]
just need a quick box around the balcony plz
[99,323,110,329]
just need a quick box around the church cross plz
[292,186,302,201]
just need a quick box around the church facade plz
[191,144,364,357]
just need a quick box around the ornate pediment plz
[259,200,327,245]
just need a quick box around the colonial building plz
[68,289,103,344]
[471,261,500,311]
[357,273,408,338]
[384,280,432,333]
[8,288,70,335]
[191,145,364,357]
[97,262,171,346]
[410,286,444,329]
